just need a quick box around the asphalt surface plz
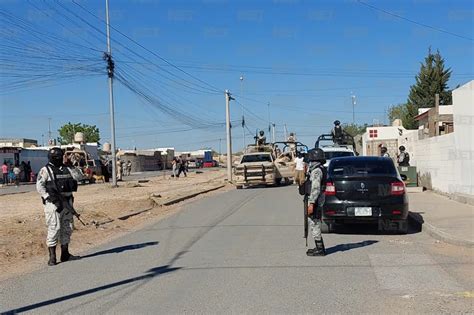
[1,185,472,314]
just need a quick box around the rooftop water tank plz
[74,132,85,143]
[103,142,111,153]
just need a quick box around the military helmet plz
[259,130,264,136]
[48,147,64,166]
[334,120,341,126]
[381,146,387,153]
[306,148,325,163]
[399,145,405,151]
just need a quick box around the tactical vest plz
[399,152,410,166]
[300,163,327,196]
[334,126,343,138]
[45,164,78,194]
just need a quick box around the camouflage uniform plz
[307,162,325,242]
[36,164,82,247]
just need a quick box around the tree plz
[408,48,452,108]
[388,103,418,129]
[387,48,452,129]
[342,123,368,137]
[57,122,100,145]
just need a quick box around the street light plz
[240,75,245,149]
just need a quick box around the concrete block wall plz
[401,133,457,193]
[396,81,473,198]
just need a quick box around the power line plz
[70,0,224,93]
[357,0,473,42]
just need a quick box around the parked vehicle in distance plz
[320,145,355,167]
[322,156,409,234]
[203,159,219,168]
[234,151,276,188]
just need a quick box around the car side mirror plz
[400,174,408,181]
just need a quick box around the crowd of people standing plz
[2,160,34,187]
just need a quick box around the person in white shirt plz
[294,152,306,186]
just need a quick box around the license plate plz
[355,207,372,216]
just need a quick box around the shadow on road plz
[81,241,159,259]
[325,240,378,255]
[2,265,180,314]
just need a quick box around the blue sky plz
[1,0,473,152]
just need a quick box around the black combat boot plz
[307,239,326,256]
[315,239,326,256]
[48,246,57,266]
[60,244,80,262]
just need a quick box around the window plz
[329,159,397,177]
[241,154,272,163]
[369,129,378,138]
[324,151,355,159]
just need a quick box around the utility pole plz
[284,124,288,140]
[267,101,271,135]
[351,93,356,124]
[105,0,118,187]
[225,90,234,182]
[218,138,222,161]
[240,75,245,149]
[48,118,52,144]
[272,123,276,143]
[434,93,440,136]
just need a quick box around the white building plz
[361,122,416,159]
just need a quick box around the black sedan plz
[321,156,409,234]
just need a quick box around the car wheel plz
[398,220,408,234]
[236,185,243,190]
[275,178,282,186]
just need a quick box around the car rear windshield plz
[329,159,397,177]
[241,154,272,163]
[324,151,355,159]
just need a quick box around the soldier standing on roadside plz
[381,146,390,158]
[305,148,327,256]
[397,146,410,166]
[36,147,82,266]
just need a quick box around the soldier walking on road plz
[36,147,82,266]
[305,148,327,256]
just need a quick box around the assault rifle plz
[56,193,86,226]
[44,165,86,226]
[299,173,312,247]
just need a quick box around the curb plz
[408,212,474,248]
[95,184,227,226]
[154,184,226,207]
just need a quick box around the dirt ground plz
[0,169,231,281]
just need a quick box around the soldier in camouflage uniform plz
[306,148,327,256]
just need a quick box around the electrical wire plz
[357,0,473,42]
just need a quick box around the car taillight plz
[392,210,402,215]
[325,182,336,196]
[325,210,336,216]
[391,182,405,195]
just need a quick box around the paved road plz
[1,186,472,314]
